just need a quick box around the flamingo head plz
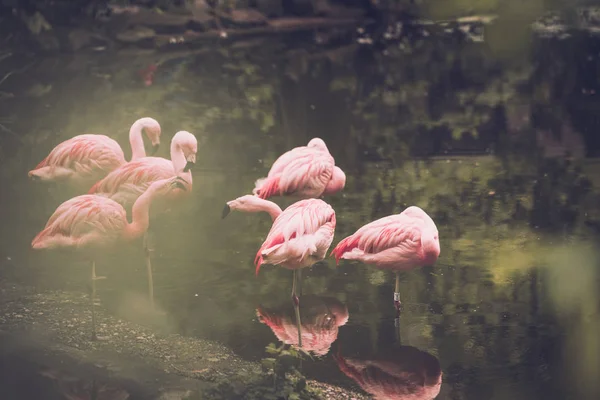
[323,166,346,195]
[421,228,440,265]
[151,176,189,195]
[222,195,265,219]
[172,131,198,172]
[139,117,161,155]
[307,137,328,152]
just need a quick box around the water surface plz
[1,13,600,400]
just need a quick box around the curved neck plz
[253,198,282,221]
[171,140,186,173]
[129,120,147,160]
[122,185,157,240]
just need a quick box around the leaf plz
[452,128,464,141]
[261,358,276,370]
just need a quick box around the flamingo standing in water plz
[87,131,197,307]
[28,117,162,188]
[331,206,440,313]
[252,138,346,199]
[31,176,188,340]
[222,195,336,348]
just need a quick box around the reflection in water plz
[334,346,442,400]
[257,295,349,356]
[39,367,130,400]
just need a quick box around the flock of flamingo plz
[27,117,441,350]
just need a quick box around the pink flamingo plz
[28,117,162,188]
[331,206,440,313]
[252,138,346,199]
[87,130,197,307]
[31,176,188,340]
[334,345,443,400]
[222,195,336,348]
[257,295,349,357]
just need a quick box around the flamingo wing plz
[32,195,126,249]
[266,145,313,177]
[35,134,125,177]
[255,199,336,272]
[277,151,335,195]
[256,149,335,199]
[88,157,173,199]
[331,214,423,264]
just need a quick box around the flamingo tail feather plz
[330,236,359,265]
[253,176,280,199]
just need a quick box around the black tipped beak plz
[183,161,195,172]
[151,144,160,156]
[222,204,231,219]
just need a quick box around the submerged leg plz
[143,231,154,308]
[90,261,107,341]
[292,270,303,348]
[394,271,402,315]
[91,261,98,340]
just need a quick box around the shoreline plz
[0,278,369,399]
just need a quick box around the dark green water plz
[1,22,600,400]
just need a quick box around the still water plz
[1,17,600,400]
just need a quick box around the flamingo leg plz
[297,269,303,296]
[292,270,303,348]
[91,261,98,341]
[143,231,154,308]
[394,271,402,315]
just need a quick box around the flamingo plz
[87,131,197,307]
[222,195,336,348]
[31,176,188,340]
[334,346,443,400]
[257,295,349,357]
[28,117,162,188]
[330,206,440,313]
[252,138,346,200]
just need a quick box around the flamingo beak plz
[183,161,195,172]
[171,176,189,191]
[151,143,160,155]
[173,181,187,191]
[221,204,231,219]
[184,154,196,172]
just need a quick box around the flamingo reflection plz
[39,367,130,400]
[334,346,442,400]
[257,295,349,356]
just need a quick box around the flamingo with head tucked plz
[331,206,440,313]
[252,138,346,200]
[87,131,197,307]
[222,195,336,348]
[28,117,162,188]
[31,176,188,340]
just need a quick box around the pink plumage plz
[253,138,346,199]
[254,199,336,275]
[331,206,440,271]
[31,195,128,251]
[28,118,161,188]
[88,131,197,210]
[31,176,188,340]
